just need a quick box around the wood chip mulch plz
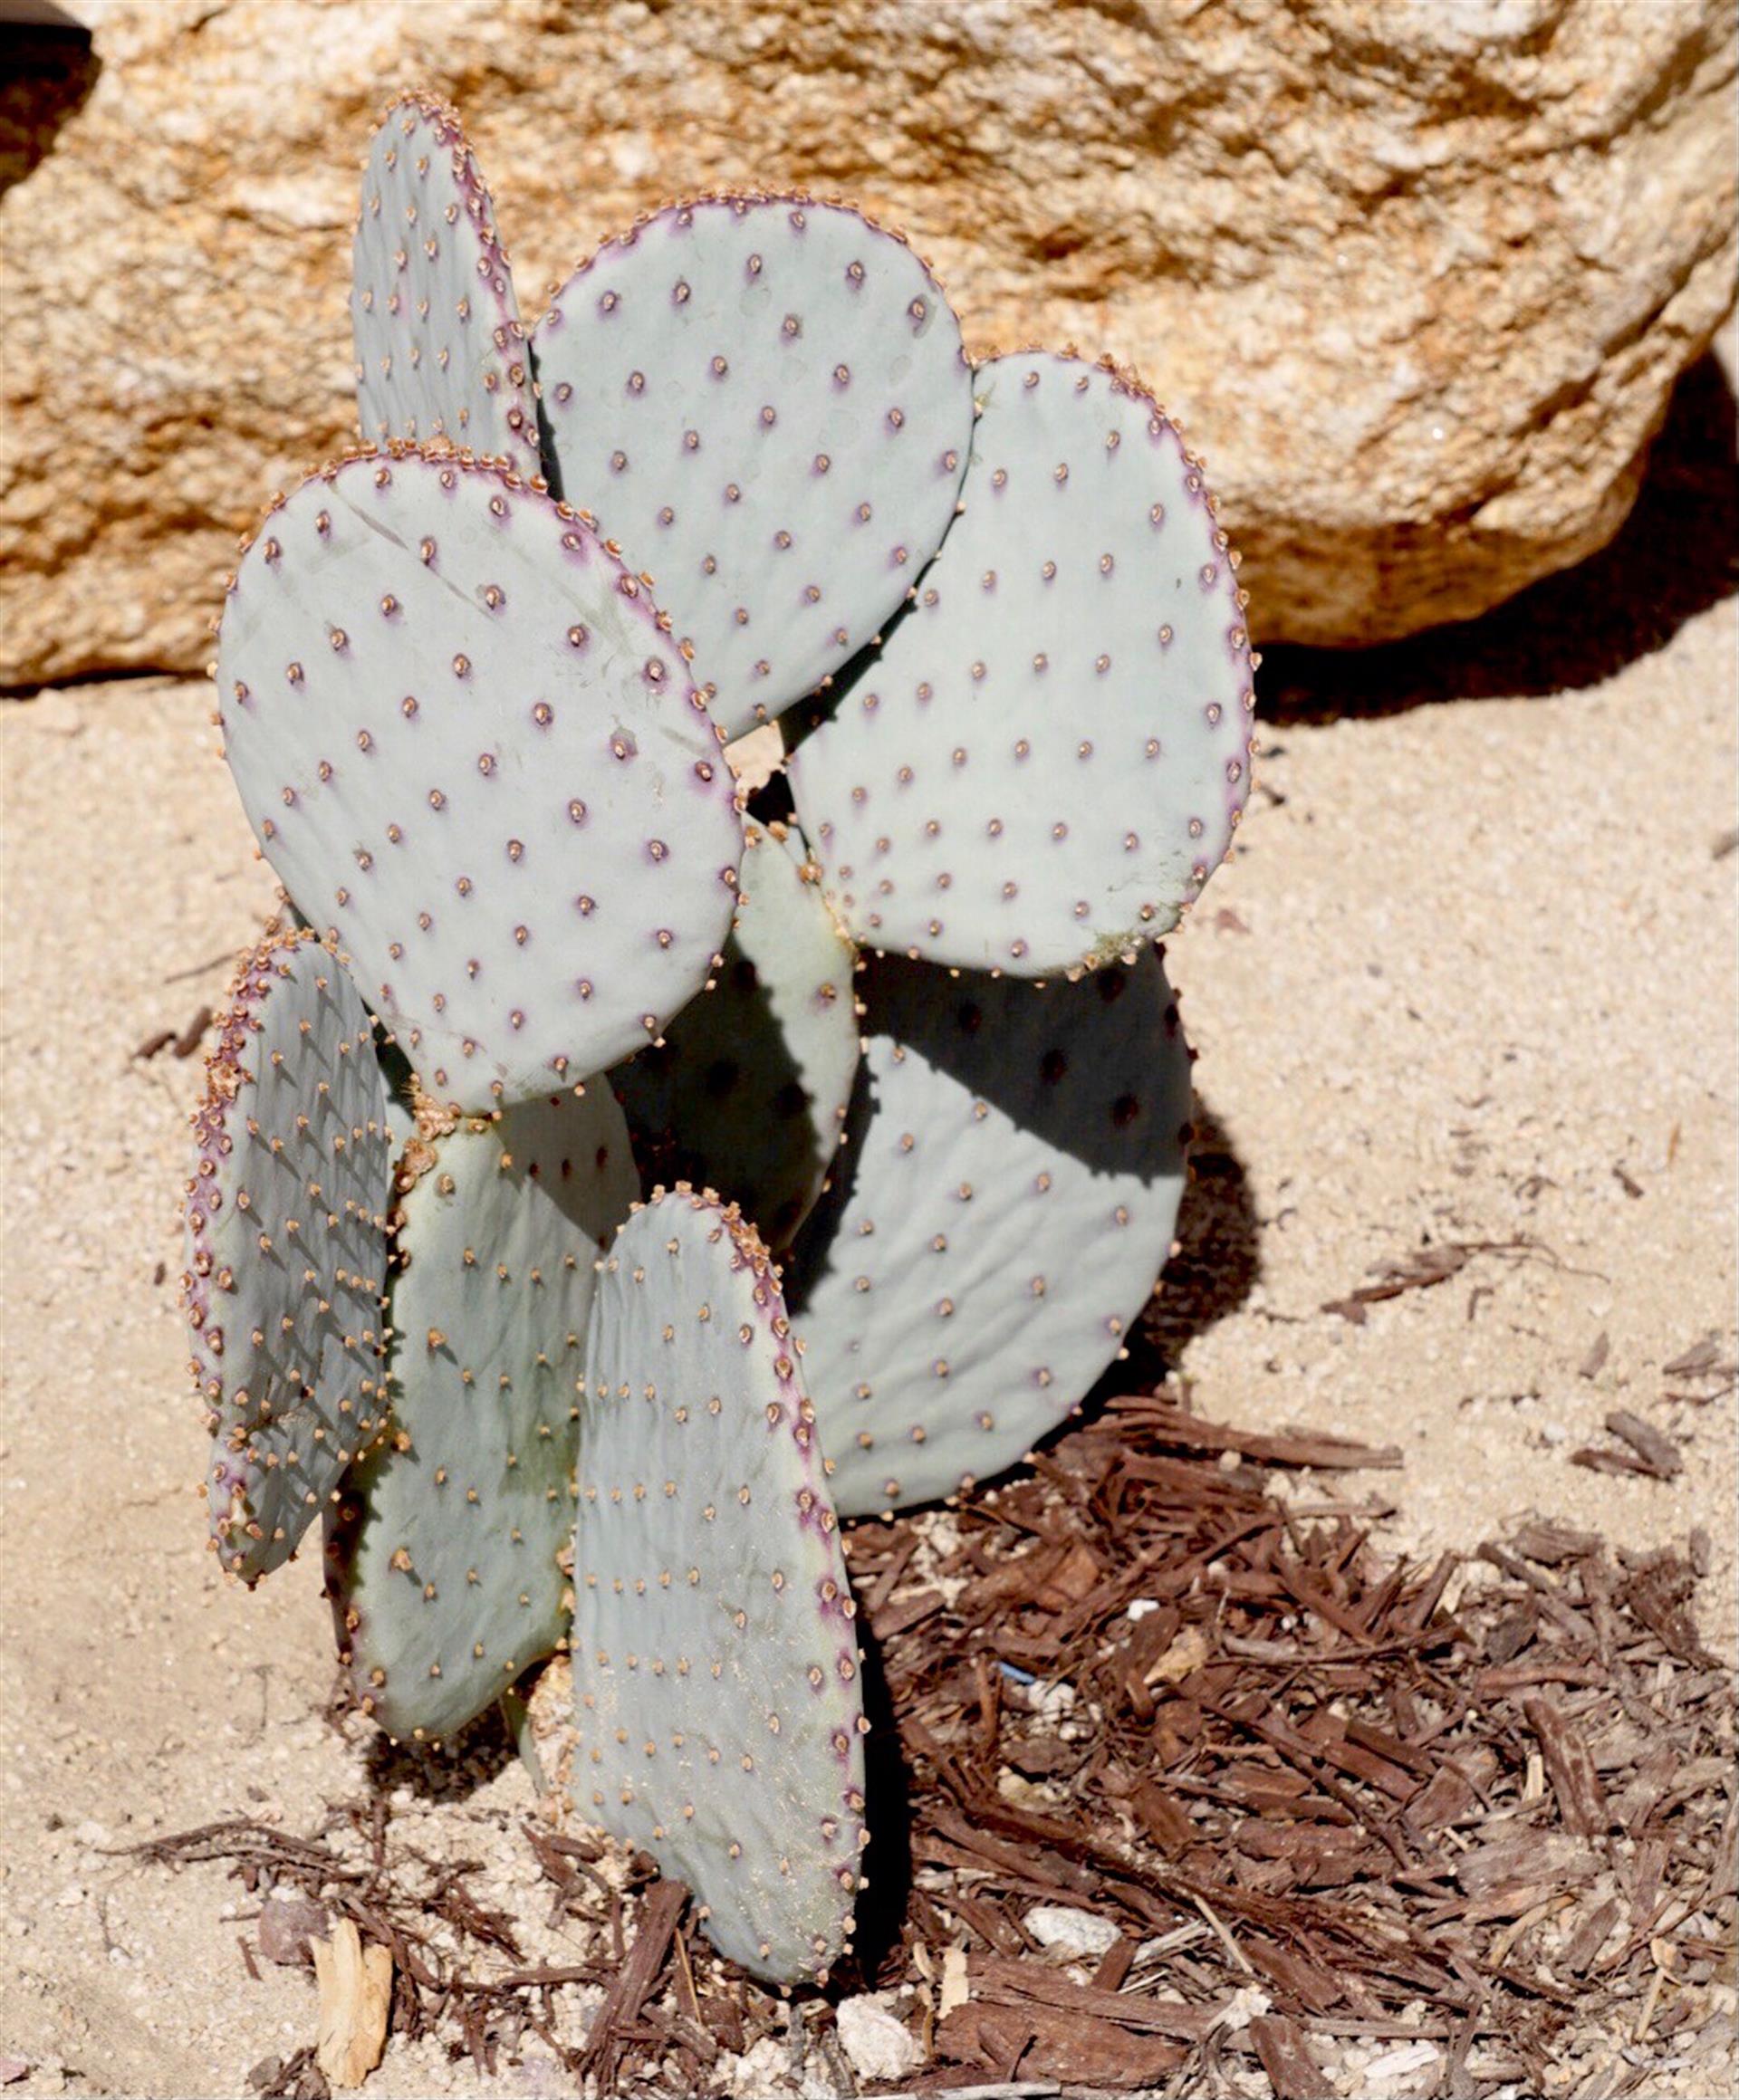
[137,1392,1735,2097]
[834,1394,1734,2096]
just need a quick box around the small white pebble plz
[1365,2041,1441,2080]
[834,1995,923,2082]
[1211,1983,1272,2033]
[1025,1904,1120,1960]
[1030,1679,1076,1721]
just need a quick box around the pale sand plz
[1,585,1733,2086]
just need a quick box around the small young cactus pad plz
[532,197,975,738]
[609,824,860,1248]
[787,949,1192,1515]
[352,93,542,480]
[572,1189,865,1984]
[216,448,745,1109]
[788,351,1256,973]
[326,1087,638,1742]
[183,931,393,1581]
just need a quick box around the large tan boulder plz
[2,0,1733,686]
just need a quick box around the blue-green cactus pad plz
[787,948,1191,1515]
[532,196,975,738]
[609,823,860,1249]
[788,351,1256,973]
[216,448,745,1109]
[572,1188,866,1984]
[182,931,394,1581]
[325,1085,638,1742]
[352,93,542,479]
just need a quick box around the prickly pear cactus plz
[216,447,745,1110]
[532,196,976,737]
[183,87,1262,1998]
[352,94,542,479]
[182,930,393,1581]
[786,948,1193,1515]
[788,351,1256,974]
[326,1086,637,1742]
[572,1189,866,1982]
[610,823,860,1248]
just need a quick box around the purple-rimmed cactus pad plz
[326,1086,638,1743]
[216,447,745,1109]
[789,351,1256,974]
[532,196,975,738]
[787,948,1192,1516]
[182,931,393,1581]
[572,1188,866,1984]
[352,93,542,480]
[609,823,860,1250]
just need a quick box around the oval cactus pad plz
[352,93,542,479]
[532,197,975,737]
[572,1189,866,1984]
[787,949,1192,1516]
[182,932,393,1582]
[216,449,745,1109]
[610,823,860,1250]
[789,351,1256,973]
[326,1087,638,1743]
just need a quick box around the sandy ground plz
[1164,591,1738,1631]
[2,446,1734,2087]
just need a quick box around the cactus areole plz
[179,89,1256,1991]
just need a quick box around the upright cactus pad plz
[572,1189,866,1984]
[182,932,393,1581]
[352,94,542,480]
[216,448,745,1109]
[788,351,1256,974]
[532,197,975,738]
[326,1087,638,1743]
[610,824,860,1249]
[787,949,1192,1515]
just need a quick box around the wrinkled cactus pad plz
[352,93,542,479]
[216,446,745,1109]
[182,931,393,1581]
[533,195,975,738]
[788,948,1192,1515]
[572,1188,866,1983]
[789,351,1256,973]
[610,823,860,1249]
[326,1085,637,1742]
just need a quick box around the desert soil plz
[2,454,1734,2093]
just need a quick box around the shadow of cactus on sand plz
[1110,1098,1262,1399]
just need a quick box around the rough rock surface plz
[1,0,1733,685]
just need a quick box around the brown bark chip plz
[1251,2013,1334,2098]
[1571,1410,1685,1481]
[576,1879,689,2088]
[1522,1695,1611,1836]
